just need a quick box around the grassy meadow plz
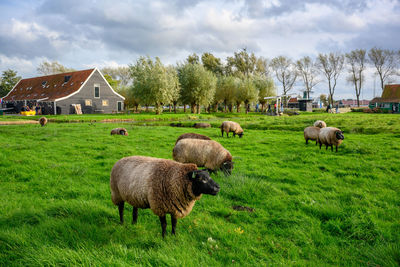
[0,112,399,266]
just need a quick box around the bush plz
[351,107,368,112]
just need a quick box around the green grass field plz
[0,113,399,266]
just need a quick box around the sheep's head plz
[336,131,344,140]
[189,170,220,196]
[238,132,244,138]
[221,161,234,176]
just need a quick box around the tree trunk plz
[196,104,200,114]
[169,104,172,112]
[155,103,160,115]
[183,105,186,113]
[356,95,360,107]
[236,102,240,113]
[228,104,233,112]
[224,102,227,113]
[173,103,177,113]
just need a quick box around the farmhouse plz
[369,84,400,113]
[2,68,125,115]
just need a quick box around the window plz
[117,101,123,112]
[85,99,92,106]
[94,84,100,98]
[102,100,109,106]
[64,75,71,83]
[42,81,47,86]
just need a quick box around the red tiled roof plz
[3,69,95,101]
[288,97,298,103]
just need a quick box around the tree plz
[215,76,238,112]
[0,69,21,97]
[236,78,258,114]
[226,48,257,77]
[368,48,399,92]
[253,75,276,112]
[186,53,200,65]
[178,63,217,114]
[130,56,176,114]
[104,74,120,90]
[166,66,181,113]
[270,56,298,106]
[319,94,328,106]
[201,53,223,76]
[296,56,319,99]
[317,52,344,106]
[346,49,367,107]
[101,66,132,87]
[37,61,75,75]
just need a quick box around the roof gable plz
[3,69,95,101]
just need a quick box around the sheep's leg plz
[118,202,124,224]
[171,215,177,235]
[336,146,338,152]
[159,216,167,238]
[325,145,328,150]
[132,207,138,224]
[221,129,224,137]
[305,139,308,144]
[331,145,333,152]
[319,142,322,149]
[315,140,318,145]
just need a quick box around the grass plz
[0,113,399,266]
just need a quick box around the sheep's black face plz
[238,133,244,138]
[221,161,234,176]
[189,170,220,196]
[336,131,344,140]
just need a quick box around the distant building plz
[369,84,400,113]
[338,99,370,107]
[287,97,299,109]
[2,68,125,115]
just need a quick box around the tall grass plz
[0,113,399,265]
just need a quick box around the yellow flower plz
[234,227,244,234]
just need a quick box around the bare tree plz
[346,49,367,107]
[317,52,344,106]
[296,56,319,99]
[37,61,75,75]
[270,56,297,106]
[368,47,398,92]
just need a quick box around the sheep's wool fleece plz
[173,139,232,170]
[314,120,327,128]
[221,121,243,134]
[110,156,200,218]
[111,128,128,135]
[304,126,320,140]
[318,127,343,146]
[175,133,211,144]
[39,117,47,126]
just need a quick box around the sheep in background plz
[111,128,129,136]
[220,121,244,138]
[175,133,211,144]
[39,117,47,127]
[193,123,211,128]
[173,139,234,175]
[318,127,345,152]
[314,120,327,128]
[110,156,220,237]
[304,126,321,145]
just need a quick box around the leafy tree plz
[0,69,21,97]
[253,75,276,112]
[130,56,176,114]
[346,49,367,107]
[201,53,223,76]
[319,94,328,106]
[37,61,75,75]
[236,78,258,113]
[104,74,120,90]
[215,76,237,112]
[186,53,200,65]
[270,56,298,106]
[296,56,319,99]
[178,63,217,114]
[368,48,398,92]
[226,48,258,77]
[166,66,181,113]
[317,52,344,106]
[101,66,132,87]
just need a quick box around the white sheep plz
[314,120,327,128]
[318,127,345,152]
[110,156,220,237]
[304,126,321,145]
[220,121,244,138]
[111,128,129,136]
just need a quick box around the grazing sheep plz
[314,120,327,128]
[220,121,244,138]
[193,122,211,128]
[111,128,129,136]
[304,126,321,145]
[39,117,47,127]
[175,133,211,144]
[173,139,234,175]
[318,127,345,152]
[110,156,220,237]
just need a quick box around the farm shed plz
[369,84,400,113]
[1,68,125,115]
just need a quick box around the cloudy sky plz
[1,0,399,99]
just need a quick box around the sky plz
[1,0,399,100]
